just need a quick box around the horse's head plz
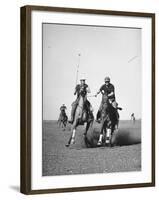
[101,95,111,118]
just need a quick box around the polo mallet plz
[75,53,81,86]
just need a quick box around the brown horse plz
[97,95,119,146]
[58,110,68,130]
[66,89,94,147]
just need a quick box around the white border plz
[31,10,152,190]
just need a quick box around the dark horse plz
[66,88,94,147]
[97,95,119,146]
[58,110,68,130]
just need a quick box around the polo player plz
[60,104,67,112]
[59,104,67,119]
[69,78,92,124]
[95,76,118,122]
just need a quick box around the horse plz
[66,89,94,147]
[97,95,119,147]
[57,110,68,130]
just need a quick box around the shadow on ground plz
[85,120,141,147]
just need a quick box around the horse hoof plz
[97,141,102,146]
[70,139,75,145]
[65,144,70,147]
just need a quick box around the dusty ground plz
[42,120,141,176]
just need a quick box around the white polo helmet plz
[104,76,110,82]
[80,77,86,81]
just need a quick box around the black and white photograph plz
[20,6,155,194]
[42,23,142,176]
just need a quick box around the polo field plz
[42,120,141,176]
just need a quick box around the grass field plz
[42,120,141,176]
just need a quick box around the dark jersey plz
[75,84,88,97]
[100,83,115,99]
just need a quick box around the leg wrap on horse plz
[97,134,103,145]
[105,128,111,144]
[70,129,76,145]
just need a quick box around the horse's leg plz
[61,121,63,128]
[97,120,104,146]
[69,128,76,144]
[83,121,90,136]
[105,118,111,145]
[66,129,75,147]
[64,121,66,128]
[62,122,65,131]
[63,120,67,131]
[70,118,78,144]
[97,133,103,146]
[105,127,112,146]
[62,121,64,129]
[66,120,77,147]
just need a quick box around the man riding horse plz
[95,76,121,123]
[95,76,122,146]
[66,78,93,147]
[58,104,68,129]
[69,78,93,124]
[59,104,67,119]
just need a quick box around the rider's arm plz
[95,90,100,96]
[108,91,114,97]
[95,85,104,96]
[108,85,115,97]
[74,85,79,95]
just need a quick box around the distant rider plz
[95,76,119,122]
[60,104,67,112]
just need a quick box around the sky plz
[43,23,141,120]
